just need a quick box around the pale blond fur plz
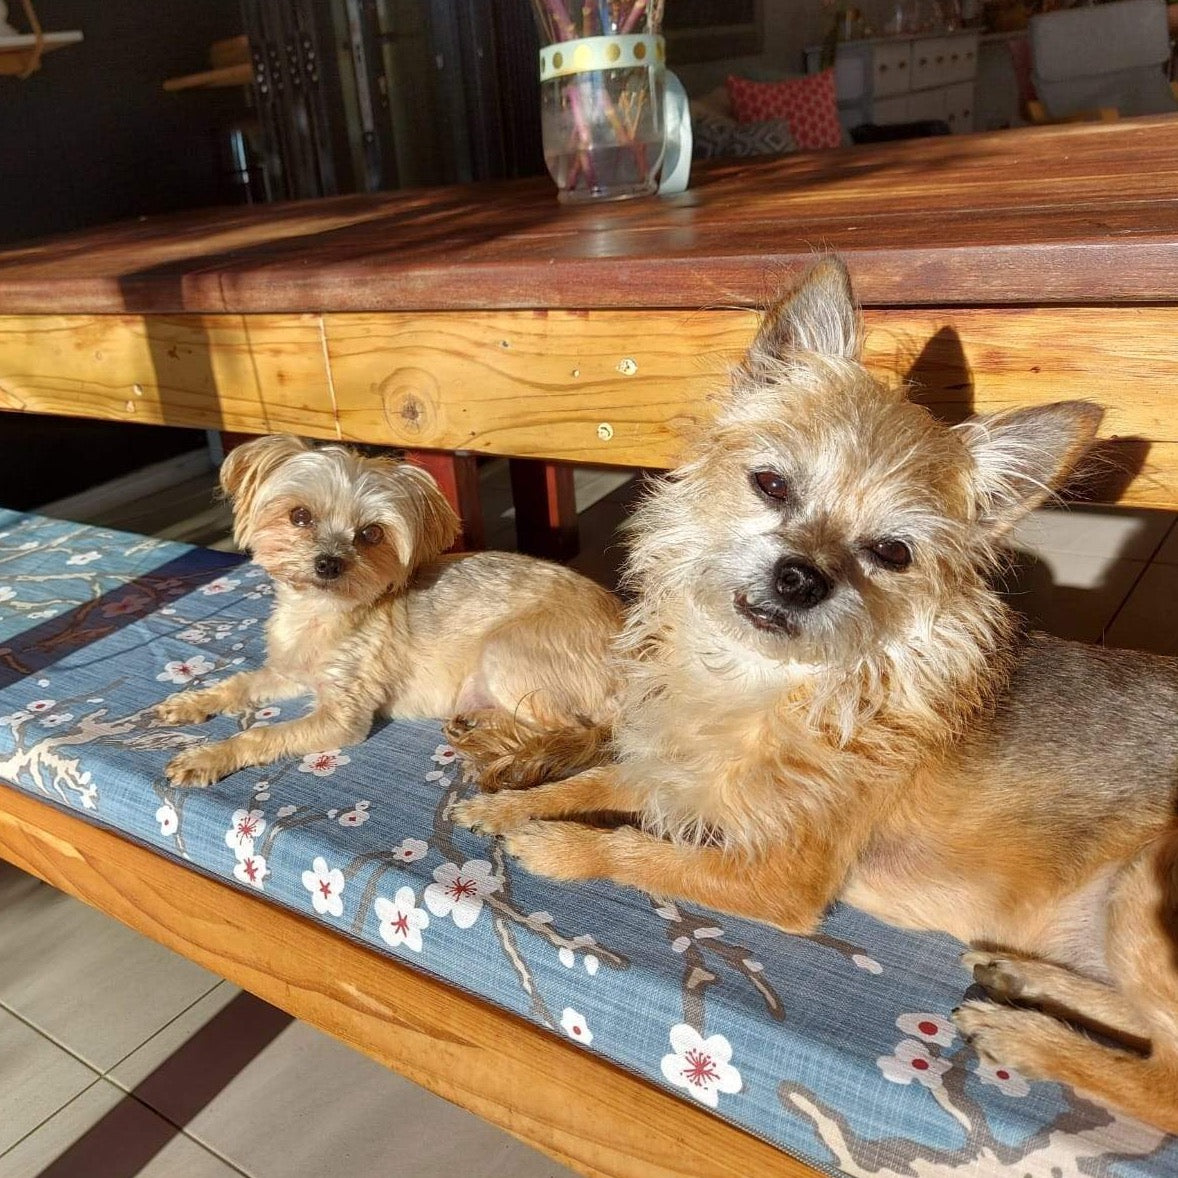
[156,437,621,788]
[454,258,1178,1131]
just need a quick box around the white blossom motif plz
[225,809,266,855]
[877,1039,952,1089]
[896,1012,956,1047]
[560,1007,593,1045]
[660,1024,742,1109]
[976,1059,1031,1097]
[40,712,74,728]
[298,749,351,777]
[374,886,429,953]
[338,801,371,827]
[430,744,456,766]
[423,859,500,929]
[200,576,240,596]
[302,856,346,917]
[853,953,883,974]
[391,837,428,863]
[66,551,101,566]
[156,802,179,837]
[156,656,215,685]
[234,852,269,890]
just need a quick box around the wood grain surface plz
[0,118,1177,312]
[0,785,818,1178]
[0,306,1174,505]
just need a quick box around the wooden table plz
[1,116,1177,1178]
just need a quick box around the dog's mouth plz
[733,591,798,636]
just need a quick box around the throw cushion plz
[726,70,843,151]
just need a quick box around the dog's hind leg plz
[956,835,1178,1132]
[446,711,612,792]
[962,950,1153,1045]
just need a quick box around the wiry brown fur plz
[156,437,621,788]
[454,258,1178,1132]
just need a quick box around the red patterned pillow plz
[725,71,843,151]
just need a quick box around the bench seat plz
[0,509,1173,1177]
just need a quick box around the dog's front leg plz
[502,819,833,936]
[452,765,642,830]
[155,668,301,726]
[164,689,372,788]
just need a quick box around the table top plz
[1,116,1176,314]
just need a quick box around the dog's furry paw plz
[451,793,532,835]
[952,1000,1052,1079]
[155,693,216,727]
[961,950,1029,1002]
[165,745,229,788]
[502,822,602,881]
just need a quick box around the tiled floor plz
[4,453,1177,1176]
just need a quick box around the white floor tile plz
[121,1014,574,1178]
[0,1009,97,1155]
[1103,562,1178,656]
[0,864,222,1071]
[106,983,243,1093]
[1010,506,1174,563]
[0,1078,244,1178]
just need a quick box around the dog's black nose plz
[314,555,343,581]
[773,558,831,610]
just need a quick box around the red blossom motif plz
[683,1049,720,1087]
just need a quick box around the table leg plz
[509,459,579,561]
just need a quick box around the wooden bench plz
[0,115,1177,1177]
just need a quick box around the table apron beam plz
[0,308,1174,506]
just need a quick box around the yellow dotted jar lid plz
[539,34,665,82]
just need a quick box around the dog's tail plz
[444,711,613,793]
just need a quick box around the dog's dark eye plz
[751,470,790,502]
[357,523,384,546]
[289,506,313,528]
[867,539,912,570]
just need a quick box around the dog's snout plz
[314,554,344,581]
[772,558,830,610]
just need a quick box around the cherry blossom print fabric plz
[0,510,1171,1177]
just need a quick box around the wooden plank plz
[0,119,1177,312]
[1,308,1176,507]
[325,306,1178,506]
[0,314,338,439]
[0,786,816,1178]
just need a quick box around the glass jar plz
[531,2,666,202]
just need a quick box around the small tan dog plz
[455,258,1178,1130]
[157,436,621,787]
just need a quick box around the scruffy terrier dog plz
[455,258,1178,1130]
[156,436,620,788]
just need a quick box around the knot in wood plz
[379,367,439,440]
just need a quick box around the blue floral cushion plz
[0,509,1173,1176]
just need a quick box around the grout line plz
[100,979,231,1082]
[0,999,106,1077]
[1099,519,1175,646]
[0,1074,108,1162]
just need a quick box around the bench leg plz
[509,459,579,561]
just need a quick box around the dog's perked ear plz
[377,460,462,571]
[746,256,862,374]
[956,401,1104,536]
[219,435,310,547]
